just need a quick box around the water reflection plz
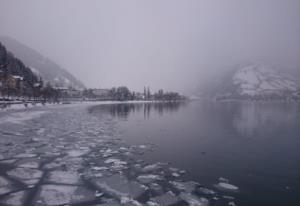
[88,101,187,119]
[232,102,300,137]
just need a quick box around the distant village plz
[0,71,186,103]
[0,41,186,105]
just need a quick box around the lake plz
[0,101,299,206]
[90,100,300,206]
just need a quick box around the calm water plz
[91,100,300,206]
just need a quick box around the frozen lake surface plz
[0,101,299,206]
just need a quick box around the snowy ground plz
[0,103,239,206]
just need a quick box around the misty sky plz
[0,0,300,93]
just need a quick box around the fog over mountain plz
[0,0,299,94]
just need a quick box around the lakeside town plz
[0,40,186,107]
[0,69,186,106]
[0,75,186,104]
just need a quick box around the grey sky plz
[0,0,300,93]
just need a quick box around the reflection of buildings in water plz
[143,102,186,119]
[233,102,299,137]
[88,101,187,120]
[88,103,142,119]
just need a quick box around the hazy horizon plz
[1,0,300,93]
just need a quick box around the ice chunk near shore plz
[228,201,237,206]
[149,191,180,206]
[149,183,164,195]
[138,145,147,149]
[46,170,81,185]
[197,187,216,195]
[0,176,15,195]
[142,164,162,173]
[137,174,163,184]
[93,174,147,200]
[179,193,209,206]
[105,158,128,170]
[7,168,42,185]
[172,172,180,177]
[0,159,17,164]
[0,190,27,206]
[92,166,109,171]
[101,148,119,157]
[215,182,239,192]
[218,177,229,183]
[34,184,95,205]
[17,159,40,169]
[170,181,199,193]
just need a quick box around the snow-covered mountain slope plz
[232,64,298,96]
[0,36,85,89]
[197,63,299,100]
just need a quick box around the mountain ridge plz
[0,36,85,90]
[197,63,300,100]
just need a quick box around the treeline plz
[82,86,186,101]
[0,42,60,101]
[1,41,186,102]
[0,42,38,97]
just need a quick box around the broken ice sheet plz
[149,191,180,206]
[197,187,216,195]
[104,158,128,170]
[7,168,43,185]
[93,173,147,200]
[179,193,209,206]
[16,159,40,169]
[170,181,199,193]
[215,182,239,192]
[0,176,15,195]
[0,190,28,206]
[142,164,162,173]
[149,183,164,195]
[137,174,163,184]
[0,159,17,164]
[34,184,95,206]
[46,170,82,185]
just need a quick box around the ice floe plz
[142,164,162,173]
[149,191,180,206]
[179,193,209,206]
[17,159,40,169]
[0,159,17,164]
[7,168,42,185]
[170,181,199,193]
[104,158,128,170]
[0,190,27,206]
[34,184,95,205]
[149,183,164,195]
[197,187,216,195]
[137,174,163,184]
[228,201,237,206]
[215,182,239,192]
[0,176,14,195]
[93,174,146,200]
[46,170,81,185]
